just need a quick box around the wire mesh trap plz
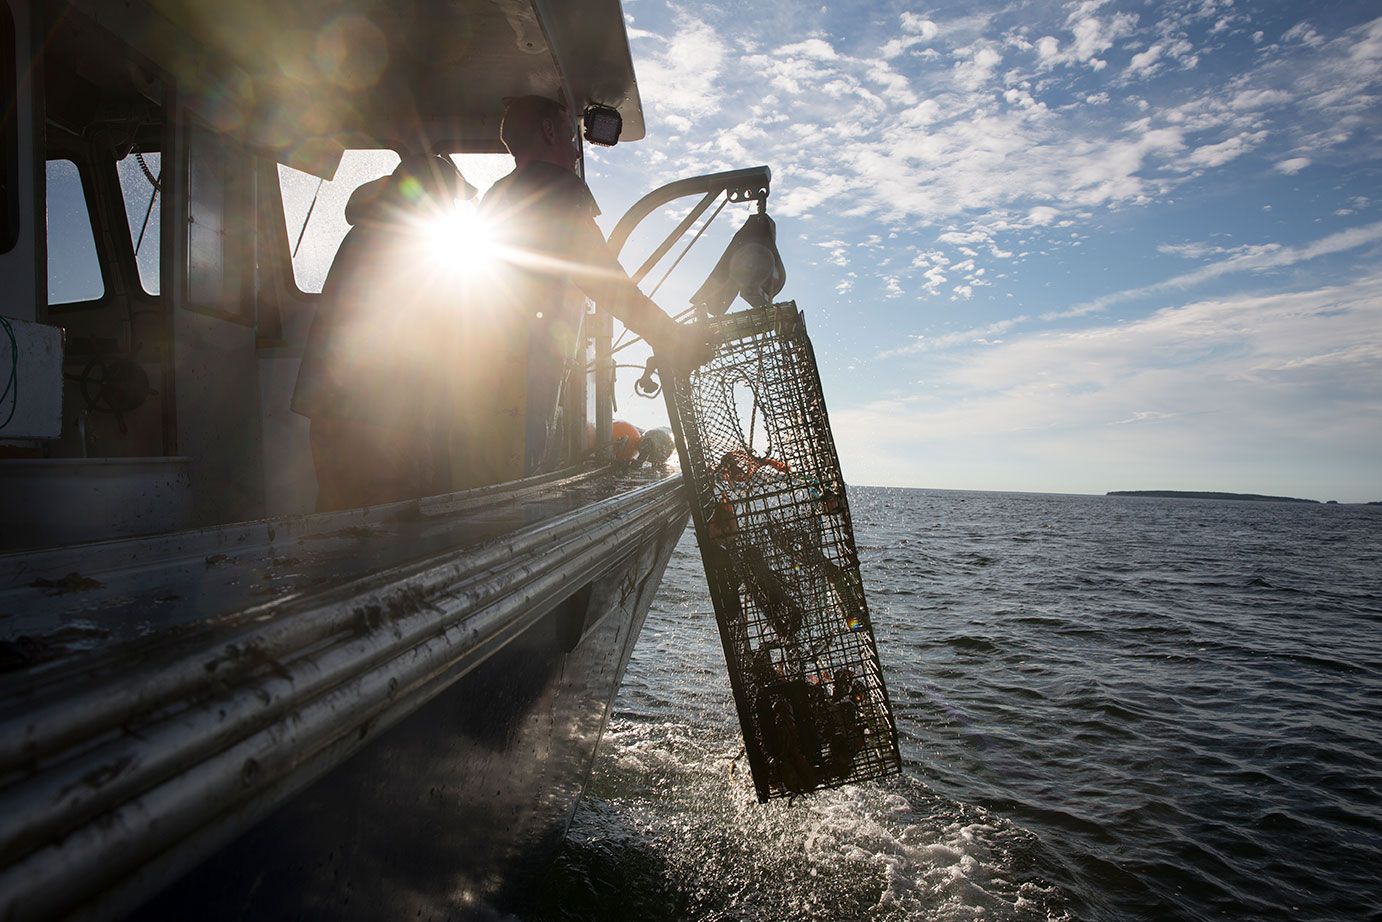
[664,301,902,802]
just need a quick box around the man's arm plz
[565,215,709,368]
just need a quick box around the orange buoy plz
[611,420,642,461]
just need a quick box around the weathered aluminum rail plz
[608,166,772,257]
[0,474,686,922]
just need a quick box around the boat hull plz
[0,469,686,921]
[138,530,677,920]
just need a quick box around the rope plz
[747,386,758,455]
[648,195,727,301]
[0,314,18,430]
[755,339,772,456]
[609,304,698,357]
[611,193,728,354]
[134,150,161,191]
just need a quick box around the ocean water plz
[532,488,1382,921]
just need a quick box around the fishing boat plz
[0,1,772,917]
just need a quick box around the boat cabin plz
[1,0,650,547]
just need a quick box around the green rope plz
[0,314,17,430]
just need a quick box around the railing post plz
[594,308,613,460]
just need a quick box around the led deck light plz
[582,104,622,147]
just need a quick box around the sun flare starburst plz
[423,202,499,278]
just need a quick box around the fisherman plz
[480,95,710,473]
[291,154,470,511]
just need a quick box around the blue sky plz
[583,0,1382,501]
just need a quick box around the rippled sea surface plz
[531,489,1382,921]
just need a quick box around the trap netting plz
[664,301,901,802]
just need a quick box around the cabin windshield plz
[279,150,400,294]
[117,152,161,295]
[278,151,515,294]
[447,154,511,199]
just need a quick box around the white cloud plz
[834,110,1186,232]
[879,315,1031,357]
[816,238,850,267]
[909,249,953,296]
[1275,157,1311,175]
[1036,1,1140,72]
[947,279,1382,420]
[1126,43,1163,77]
[1157,240,1268,260]
[952,43,1004,90]
[775,170,853,218]
[937,230,990,247]
[635,16,728,122]
[1229,88,1292,110]
[776,38,839,61]
[838,276,1382,498]
[628,8,1382,255]
[866,61,918,105]
[922,266,948,294]
[1112,410,1178,425]
[1047,221,1382,318]
[1183,130,1267,169]
[1282,21,1326,48]
[882,13,939,59]
[901,13,939,40]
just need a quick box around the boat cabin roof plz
[63,0,644,172]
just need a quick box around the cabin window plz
[46,158,105,304]
[278,149,399,294]
[447,154,511,198]
[117,151,161,294]
[1,1,17,255]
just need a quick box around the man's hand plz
[651,321,715,374]
[618,291,714,372]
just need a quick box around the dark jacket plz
[291,178,441,432]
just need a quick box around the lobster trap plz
[664,301,901,802]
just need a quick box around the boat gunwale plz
[0,463,597,570]
[0,471,684,763]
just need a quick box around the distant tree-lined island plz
[1107,490,1319,504]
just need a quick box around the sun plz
[423,201,499,278]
